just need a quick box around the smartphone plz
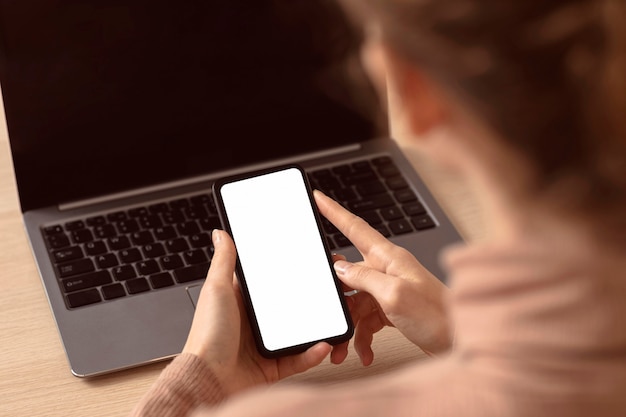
[212,164,354,358]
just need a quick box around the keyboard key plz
[199,217,221,231]
[372,156,393,166]
[95,253,119,269]
[314,175,341,191]
[377,164,400,177]
[184,206,208,219]
[53,246,84,263]
[311,168,332,179]
[332,187,357,202]
[177,221,200,236]
[389,219,413,235]
[352,160,373,171]
[86,215,106,226]
[150,272,174,289]
[113,265,137,281]
[394,189,418,204]
[119,248,142,264]
[142,243,166,259]
[166,238,189,253]
[190,194,212,207]
[138,215,162,229]
[160,254,184,270]
[44,225,64,235]
[85,240,107,256]
[47,234,70,249]
[94,224,117,239]
[125,278,150,294]
[174,263,209,283]
[66,289,102,308]
[342,171,378,186]
[102,283,126,300]
[136,260,160,276]
[154,226,177,240]
[189,233,211,248]
[183,249,208,265]
[117,219,139,234]
[71,229,94,244]
[128,206,149,217]
[163,210,185,224]
[349,195,395,213]
[411,215,437,230]
[62,270,112,293]
[108,235,131,251]
[64,220,85,231]
[355,181,387,197]
[149,202,169,213]
[130,230,154,246]
[380,206,405,221]
[107,211,128,222]
[57,258,95,278]
[169,198,190,209]
[205,198,217,214]
[331,164,351,176]
[189,194,217,215]
[403,202,426,217]
[386,176,409,190]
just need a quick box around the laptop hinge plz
[59,144,362,211]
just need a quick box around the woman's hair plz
[339,0,626,240]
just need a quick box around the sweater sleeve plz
[130,353,226,417]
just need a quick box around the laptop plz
[0,1,462,377]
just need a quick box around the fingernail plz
[334,260,352,275]
[212,229,223,244]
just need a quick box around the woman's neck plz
[432,112,581,246]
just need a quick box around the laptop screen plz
[0,1,385,212]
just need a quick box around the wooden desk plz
[0,94,484,416]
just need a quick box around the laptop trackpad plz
[186,285,202,308]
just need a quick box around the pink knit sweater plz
[131,233,626,416]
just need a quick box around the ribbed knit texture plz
[130,353,225,417]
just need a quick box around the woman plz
[131,0,626,415]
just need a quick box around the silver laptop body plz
[0,1,462,377]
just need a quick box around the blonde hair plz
[341,0,626,241]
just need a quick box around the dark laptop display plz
[1,1,383,212]
[0,1,462,377]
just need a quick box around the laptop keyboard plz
[308,156,436,248]
[42,156,436,309]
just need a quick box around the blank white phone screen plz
[220,168,348,352]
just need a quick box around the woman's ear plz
[382,47,448,136]
[360,37,390,114]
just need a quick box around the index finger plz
[314,190,395,266]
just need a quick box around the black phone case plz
[212,163,354,358]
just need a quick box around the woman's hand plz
[182,229,332,396]
[314,190,452,365]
